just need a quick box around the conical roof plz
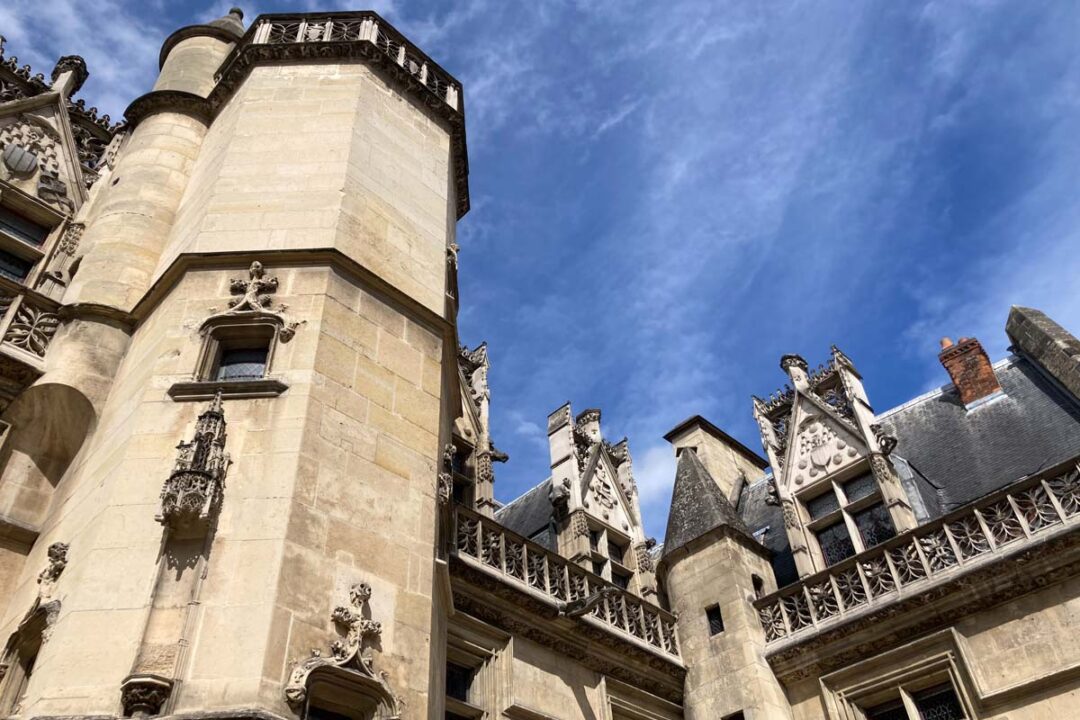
[209,7,245,38]
[661,448,754,559]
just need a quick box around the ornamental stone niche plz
[156,391,229,531]
[284,583,401,720]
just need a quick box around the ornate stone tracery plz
[157,392,229,530]
[284,583,401,718]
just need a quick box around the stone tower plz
[659,423,791,720]
[0,8,466,720]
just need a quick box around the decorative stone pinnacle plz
[779,354,808,372]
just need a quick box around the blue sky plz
[5,0,1080,539]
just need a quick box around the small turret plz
[660,447,793,720]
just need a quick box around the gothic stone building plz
[0,8,1077,720]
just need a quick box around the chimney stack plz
[939,336,1002,406]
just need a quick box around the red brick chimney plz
[939,336,1002,406]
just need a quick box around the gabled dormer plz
[545,403,656,597]
[753,348,917,578]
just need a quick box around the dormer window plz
[801,468,896,569]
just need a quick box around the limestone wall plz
[0,260,448,717]
[154,61,455,317]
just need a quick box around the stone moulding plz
[283,583,401,719]
[123,90,213,127]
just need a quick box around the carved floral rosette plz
[284,583,401,718]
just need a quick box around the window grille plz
[215,347,268,381]
[854,502,896,548]
[816,521,856,566]
[806,491,840,519]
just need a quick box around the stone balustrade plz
[755,463,1080,644]
[247,14,460,110]
[453,505,680,658]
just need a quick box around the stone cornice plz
[128,248,453,340]
[123,90,213,127]
[450,556,685,704]
[765,521,1080,682]
[57,302,137,330]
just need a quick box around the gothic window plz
[705,604,724,635]
[0,206,49,247]
[801,466,896,569]
[611,570,630,590]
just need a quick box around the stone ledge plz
[167,378,288,401]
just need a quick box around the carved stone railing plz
[755,464,1080,644]
[453,505,680,658]
[244,14,460,110]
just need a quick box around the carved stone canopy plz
[157,392,229,531]
[120,673,172,718]
[284,583,401,719]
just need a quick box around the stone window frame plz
[168,314,288,401]
[583,518,634,589]
[445,613,511,719]
[820,630,978,720]
[0,193,64,288]
[797,460,896,570]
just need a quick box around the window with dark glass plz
[865,698,908,720]
[806,490,840,520]
[816,520,856,566]
[589,530,601,552]
[863,682,967,720]
[451,445,471,476]
[752,574,765,599]
[607,540,623,563]
[0,206,49,247]
[612,571,630,590]
[705,604,724,635]
[445,662,474,702]
[0,248,34,282]
[913,683,965,719]
[215,346,269,381]
[853,502,896,548]
[592,559,607,576]
[843,472,877,503]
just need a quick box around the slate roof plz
[495,478,556,549]
[877,356,1080,513]
[661,448,754,559]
